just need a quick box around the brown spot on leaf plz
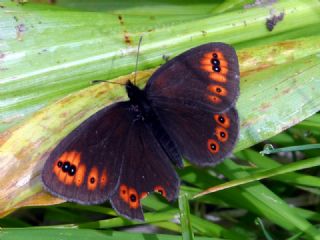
[281,88,291,95]
[241,63,274,77]
[118,15,124,25]
[276,40,298,50]
[237,51,254,63]
[260,102,271,112]
[117,15,132,45]
[124,30,132,45]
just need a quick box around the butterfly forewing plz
[42,102,132,204]
[42,101,179,220]
[145,43,239,113]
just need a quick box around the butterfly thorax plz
[125,80,183,167]
[125,80,153,121]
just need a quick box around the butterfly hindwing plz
[42,102,133,204]
[145,42,239,113]
[151,103,239,166]
[110,120,179,221]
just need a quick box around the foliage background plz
[0,0,320,239]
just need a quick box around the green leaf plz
[179,193,194,240]
[193,156,320,198]
[1,0,320,132]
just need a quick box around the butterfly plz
[42,42,240,221]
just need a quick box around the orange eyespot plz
[213,50,226,61]
[87,167,99,191]
[100,168,108,188]
[215,126,229,142]
[120,184,129,203]
[128,188,139,209]
[201,51,229,82]
[59,152,69,161]
[53,151,83,185]
[75,164,86,187]
[219,59,228,68]
[208,85,228,97]
[219,66,228,75]
[214,113,230,128]
[207,139,220,154]
[209,73,227,82]
[154,186,167,197]
[202,51,225,61]
[53,159,66,182]
[207,95,222,104]
[53,159,62,175]
[65,170,74,185]
[200,64,213,72]
[69,151,81,167]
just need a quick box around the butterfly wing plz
[42,102,132,204]
[151,104,239,166]
[145,42,239,112]
[110,119,179,221]
[42,101,179,220]
[145,43,240,166]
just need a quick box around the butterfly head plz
[125,80,145,104]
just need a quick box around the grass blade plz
[179,193,194,240]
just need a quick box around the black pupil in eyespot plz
[57,161,62,168]
[213,66,220,72]
[211,59,220,65]
[220,132,225,137]
[68,165,76,176]
[212,53,218,58]
[216,87,222,93]
[219,116,225,123]
[130,194,137,202]
[62,162,70,172]
[90,177,95,184]
[210,143,216,150]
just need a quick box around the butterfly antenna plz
[91,80,125,85]
[133,36,143,85]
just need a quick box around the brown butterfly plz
[42,43,240,220]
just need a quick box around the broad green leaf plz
[1,0,320,132]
